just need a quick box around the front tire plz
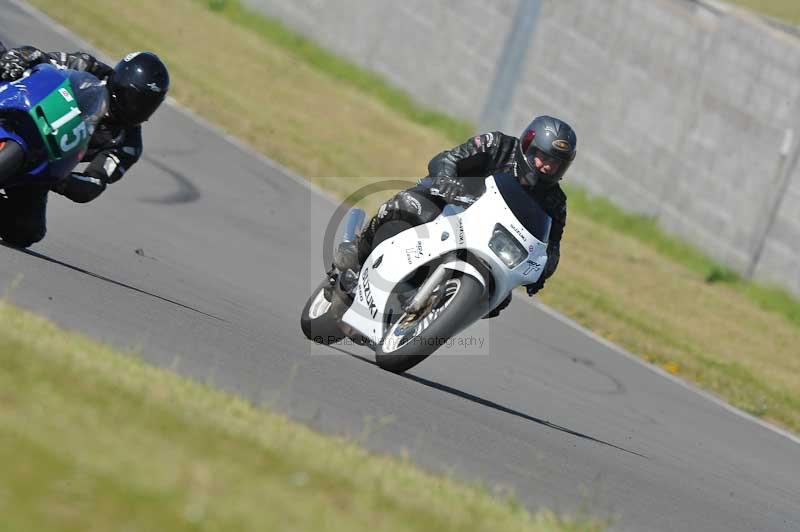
[300,280,345,345]
[0,140,24,186]
[375,274,483,374]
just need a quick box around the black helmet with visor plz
[108,51,169,126]
[516,115,577,188]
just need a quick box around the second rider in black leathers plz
[335,115,577,318]
[0,46,170,247]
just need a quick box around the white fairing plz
[342,175,550,344]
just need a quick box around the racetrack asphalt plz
[1,3,799,530]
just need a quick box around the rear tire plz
[375,274,483,374]
[300,280,345,345]
[0,140,24,186]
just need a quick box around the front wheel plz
[375,274,483,374]
[0,140,24,186]
[300,280,345,345]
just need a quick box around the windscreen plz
[66,70,108,129]
[492,172,552,243]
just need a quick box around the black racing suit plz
[0,47,142,247]
[356,131,567,317]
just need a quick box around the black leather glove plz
[433,175,465,203]
[526,281,544,297]
[0,46,47,81]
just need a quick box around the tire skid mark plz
[140,154,202,205]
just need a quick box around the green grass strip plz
[725,0,800,25]
[0,301,603,532]
[565,185,800,328]
[202,0,474,142]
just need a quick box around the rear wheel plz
[300,280,345,345]
[0,140,24,186]
[375,274,483,374]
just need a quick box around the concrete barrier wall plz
[243,0,800,294]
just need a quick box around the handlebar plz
[428,187,477,206]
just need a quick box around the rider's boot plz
[333,240,361,273]
[332,240,364,295]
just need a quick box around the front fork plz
[402,259,454,314]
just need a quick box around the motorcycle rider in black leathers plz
[335,115,577,318]
[0,45,170,248]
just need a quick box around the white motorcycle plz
[301,173,552,374]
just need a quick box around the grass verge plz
[565,186,800,329]
[0,301,602,531]
[725,0,800,25]
[205,0,474,142]
[26,0,800,435]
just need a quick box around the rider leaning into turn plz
[335,115,577,318]
[0,45,170,248]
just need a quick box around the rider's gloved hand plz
[525,282,544,297]
[434,175,465,203]
[0,46,47,81]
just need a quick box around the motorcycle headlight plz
[488,224,528,269]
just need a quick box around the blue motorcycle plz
[0,63,108,188]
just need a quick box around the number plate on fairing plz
[28,79,87,162]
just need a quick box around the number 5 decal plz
[60,121,88,152]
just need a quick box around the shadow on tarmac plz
[6,243,228,322]
[331,346,648,460]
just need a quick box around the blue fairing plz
[0,128,28,153]
[0,63,69,108]
[0,64,101,188]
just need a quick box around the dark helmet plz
[107,51,169,126]
[516,115,577,187]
